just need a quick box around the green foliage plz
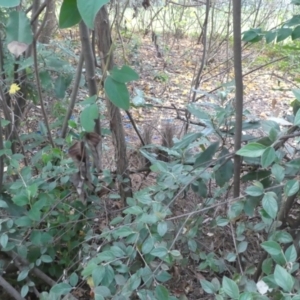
[6,11,33,44]
[59,0,81,29]
[0,0,20,7]
[59,0,109,29]
[2,0,300,299]
[104,66,139,110]
[77,0,109,29]
[243,1,300,45]
[80,103,99,132]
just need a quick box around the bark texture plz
[39,0,57,44]
[95,6,132,202]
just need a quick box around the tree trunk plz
[95,6,132,202]
[233,0,244,197]
[39,0,57,44]
[79,21,101,135]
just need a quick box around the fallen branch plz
[0,275,24,300]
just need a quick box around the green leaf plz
[262,258,273,275]
[284,180,299,197]
[215,147,234,187]
[113,226,134,238]
[236,143,266,157]
[27,183,38,199]
[222,276,239,299]
[200,279,216,294]
[245,184,264,197]
[50,283,72,296]
[77,0,109,29]
[226,252,236,262]
[140,213,158,224]
[294,108,300,125]
[0,233,8,248]
[0,0,20,7]
[17,268,29,281]
[41,255,53,263]
[170,250,181,258]
[28,207,41,221]
[274,231,293,243]
[274,264,294,292]
[285,15,300,26]
[285,245,297,263]
[157,221,168,237]
[188,239,197,252]
[59,0,81,28]
[155,270,172,283]
[94,286,111,298]
[110,246,125,257]
[261,241,282,255]
[123,206,143,215]
[276,28,292,42]
[155,285,169,300]
[21,285,29,298]
[69,273,79,287]
[292,25,300,40]
[173,132,202,150]
[39,70,52,90]
[80,103,99,132]
[0,200,8,208]
[96,251,115,262]
[262,192,278,219]
[150,247,168,258]
[142,237,155,254]
[228,202,244,220]
[1,119,10,127]
[194,141,219,168]
[237,241,248,253]
[271,164,285,182]
[12,194,29,206]
[92,266,105,286]
[261,147,276,168]
[265,31,277,43]
[81,262,97,277]
[109,216,124,225]
[15,216,32,227]
[104,77,130,110]
[54,74,73,99]
[242,29,259,42]
[293,89,300,102]
[6,11,33,44]
[216,217,229,227]
[110,65,139,83]
[101,265,114,286]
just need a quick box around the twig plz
[34,0,50,41]
[229,221,244,275]
[195,56,287,102]
[125,110,145,146]
[30,1,47,25]
[32,39,55,147]
[8,251,56,286]
[61,53,84,138]
[0,275,24,300]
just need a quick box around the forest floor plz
[99,34,298,299]
[21,32,300,299]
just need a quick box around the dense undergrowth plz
[2,1,300,300]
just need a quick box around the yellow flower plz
[87,276,94,288]
[9,83,20,95]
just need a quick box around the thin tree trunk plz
[79,21,101,135]
[39,0,57,44]
[233,0,243,197]
[95,6,132,202]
